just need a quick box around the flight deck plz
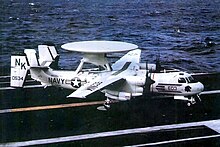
[0,73,220,146]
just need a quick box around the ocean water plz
[0,0,220,74]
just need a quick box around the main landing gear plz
[187,95,201,106]
[104,98,111,110]
[97,98,111,111]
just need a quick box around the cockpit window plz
[178,78,186,83]
[82,63,106,71]
[186,76,197,83]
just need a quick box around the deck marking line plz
[128,134,220,146]
[0,85,44,90]
[1,119,220,147]
[0,101,105,114]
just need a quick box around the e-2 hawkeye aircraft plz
[10,41,205,110]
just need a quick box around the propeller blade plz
[143,63,155,98]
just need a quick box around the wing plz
[112,49,141,70]
[200,90,220,95]
[67,76,125,98]
[68,49,141,98]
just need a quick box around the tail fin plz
[24,49,39,67]
[10,45,59,87]
[10,53,29,87]
[24,45,59,68]
[24,49,42,82]
[38,45,59,67]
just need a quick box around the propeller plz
[156,53,161,72]
[142,62,155,98]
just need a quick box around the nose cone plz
[197,82,204,93]
[184,82,204,96]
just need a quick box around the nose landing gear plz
[187,95,201,106]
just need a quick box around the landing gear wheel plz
[187,95,201,107]
[104,103,110,110]
[187,102,191,107]
[97,98,111,111]
[104,98,111,110]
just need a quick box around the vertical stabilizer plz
[10,53,29,87]
[24,49,42,82]
[24,49,39,67]
[38,45,59,67]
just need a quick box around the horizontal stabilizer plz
[30,66,49,69]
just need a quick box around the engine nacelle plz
[118,92,131,100]
[139,63,156,72]
[126,76,145,86]
[105,91,131,101]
